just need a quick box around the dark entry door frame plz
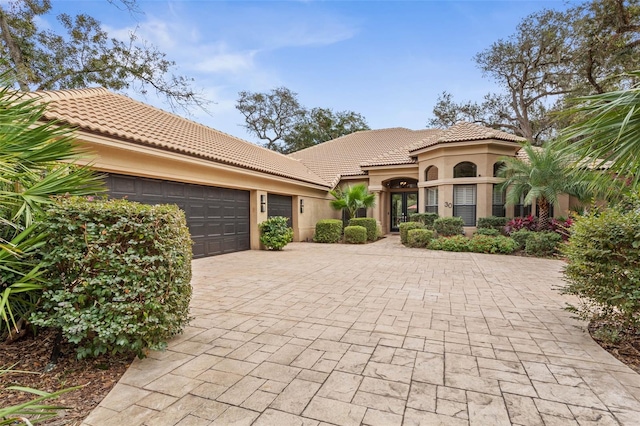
[390,191,418,232]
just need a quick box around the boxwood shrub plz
[259,216,293,250]
[561,208,640,327]
[429,235,470,252]
[349,218,377,241]
[409,213,439,229]
[31,197,192,359]
[475,228,500,237]
[314,219,343,243]
[477,216,508,231]
[399,222,424,244]
[469,235,518,254]
[407,229,435,248]
[344,225,367,244]
[434,217,464,236]
[510,229,534,250]
[524,231,562,257]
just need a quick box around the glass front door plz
[391,192,418,232]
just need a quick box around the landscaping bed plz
[0,328,133,425]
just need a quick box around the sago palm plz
[498,143,592,230]
[329,184,376,219]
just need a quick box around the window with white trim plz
[453,184,476,226]
[425,187,438,213]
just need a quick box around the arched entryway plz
[386,178,418,232]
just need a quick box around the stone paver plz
[82,236,640,425]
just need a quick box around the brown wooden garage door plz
[105,174,250,258]
[267,194,292,226]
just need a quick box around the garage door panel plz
[106,174,250,258]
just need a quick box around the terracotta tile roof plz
[410,121,525,152]
[27,87,330,187]
[289,128,440,186]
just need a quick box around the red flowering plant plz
[550,217,574,240]
[504,215,538,235]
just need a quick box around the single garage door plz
[267,194,293,226]
[105,174,250,258]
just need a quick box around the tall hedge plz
[31,197,192,359]
[349,218,377,241]
[562,208,640,327]
[314,219,343,243]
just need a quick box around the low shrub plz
[475,228,500,237]
[505,215,538,234]
[434,217,464,236]
[349,218,377,241]
[429,235,470,252]
[31,197,192,359]
[399,222,424,244]
[344,225,367,244]
[314,219,343,243]
[525,231,562,256]
[477,216,508,231]
[510,229,534,250]
[409,213,439,228]
[469,235,518,254]
[259,216,294,250]
[561,208,640,327]
[407,229,435,248]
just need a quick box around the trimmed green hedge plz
[525,231,562,256]
[314,219,343,243]
[399,222,424,244]
[510,229,534,250]
[409,213,439,228]
[469,235,518,254]
[31,197,192,359]
[349,218,377,241]
[434,217,464,236]
[475,228,500,237]
[429,235,469,252]
[407,229,435,248]
[477,216,508,231]
[562,208,640,327]
[259,216,293,250]
[344,225,367,244]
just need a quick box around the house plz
[32,88,576,257]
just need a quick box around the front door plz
[391,192,418,232]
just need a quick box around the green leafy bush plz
[407,229,435,248]
[525,231,562,256]
[344,225,367,244]
[510,229,534,250]
[259,216,294,250]
[434,217,464,236]
[349,218,377,241]
[562,208,640,327]
[399,222,424,244]
[429,235,470,252]
[469,235,518,254]
[314,219,343,243]
[477,216,508,231]
[409,213,439,228]
[475,228,500,237]
[31,197,192,359]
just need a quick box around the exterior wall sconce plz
[300,199,304,213]
[260,194,266,212]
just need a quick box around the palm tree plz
[560,71,640,196]
[0,83,105,338]
[329,184,376,220]
[498,143,592,230]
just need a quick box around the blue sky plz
[47,0,574,144]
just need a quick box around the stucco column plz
[251,190,268,249]
[441,184,453,218]
[292,195,301,242]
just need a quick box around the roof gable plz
[410,121,525,152]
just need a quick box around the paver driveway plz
[83,236,640,425]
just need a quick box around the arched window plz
[493,162,505,177]
[425,166,438,181]
[453,162,477,178]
